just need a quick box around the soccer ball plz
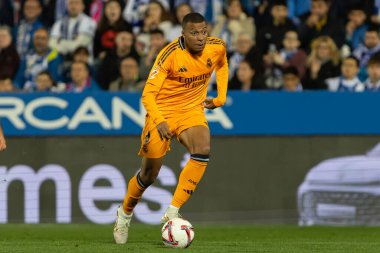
[161,218,195,248]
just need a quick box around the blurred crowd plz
[1,0,380,93]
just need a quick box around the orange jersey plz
[141,36,228,125]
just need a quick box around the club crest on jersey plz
[207,58,212,68]
[178,66,188,72]
[149,67,159,79]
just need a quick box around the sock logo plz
[188,179,197,186]
[183,189,194,195]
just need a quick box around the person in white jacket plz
[326,56,364,92]
[49,0,96,56]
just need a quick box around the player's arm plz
[204,45,228,109]
[141,49,174,140]
[0,119,6,151]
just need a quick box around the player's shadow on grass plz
[106,239,163,247]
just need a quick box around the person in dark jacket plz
[96,31,139,90]
[257,0,296,55]
[299,0,345,51]
[302,36,341,89]
[229,59,267,90]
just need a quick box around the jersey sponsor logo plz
[178,72,212,88]
[207,58,212,69]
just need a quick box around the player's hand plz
[203,97,217,110]
[0,135,6,151]
[156,121,173,141]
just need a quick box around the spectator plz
[14,28,63,90]
[254,0,310,29]
[229,59,266,90]
[174,0,223,24]
[123,0,170,31]
[96,31,139,89]
[282,66,303,91]
[302,36,340,89]
[14,0,43,56]
[139,0,173,36]
[34,70,66,92]
[66,61,100,92]
[330,0,373,22]
[166,3,192,42]
[364,55,380,90]
[211,0,255,52]
[0,75,15,92]
[325,55,364,91]
[139,29,167,79]
[299,0,345,50]
[0,26,20,79]
[0,0,14,27]
[346,5,369,51]
[264,30,307,86]
[109,57,144,91]
[256,0,296,55]
[228,32,263,81]
[49,0,96,57]
[94,0,132,59]
[353,26,380,80]
[73,46,91,64]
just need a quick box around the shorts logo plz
[183,189,194,195]
[207,58,212,68]
[142,131,150,153]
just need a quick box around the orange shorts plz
[138,109,208,158]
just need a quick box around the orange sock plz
[171,154,208,208]
[123,173,147,214]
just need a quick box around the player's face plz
[182,21,207,55]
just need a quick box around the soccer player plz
[0,119,6,151]
[113,12,228,244]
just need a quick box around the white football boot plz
[113,205,132,244]
[161,205,183,224]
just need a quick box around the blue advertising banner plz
[1,91,380,136]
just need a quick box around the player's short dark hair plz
[283,66,299,77]
[367,55,380,66]
[344,55,360,67]
[182,12,206,28]
[149,28,164,36]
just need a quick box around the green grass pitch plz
[0,224,380,253]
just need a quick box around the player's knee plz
[139,170,158,187]
[193,145,210,155]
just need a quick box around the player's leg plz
[123,157,164,214]
[114,114,171,244]
[114,157,164,244]
[162,125,210,221]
